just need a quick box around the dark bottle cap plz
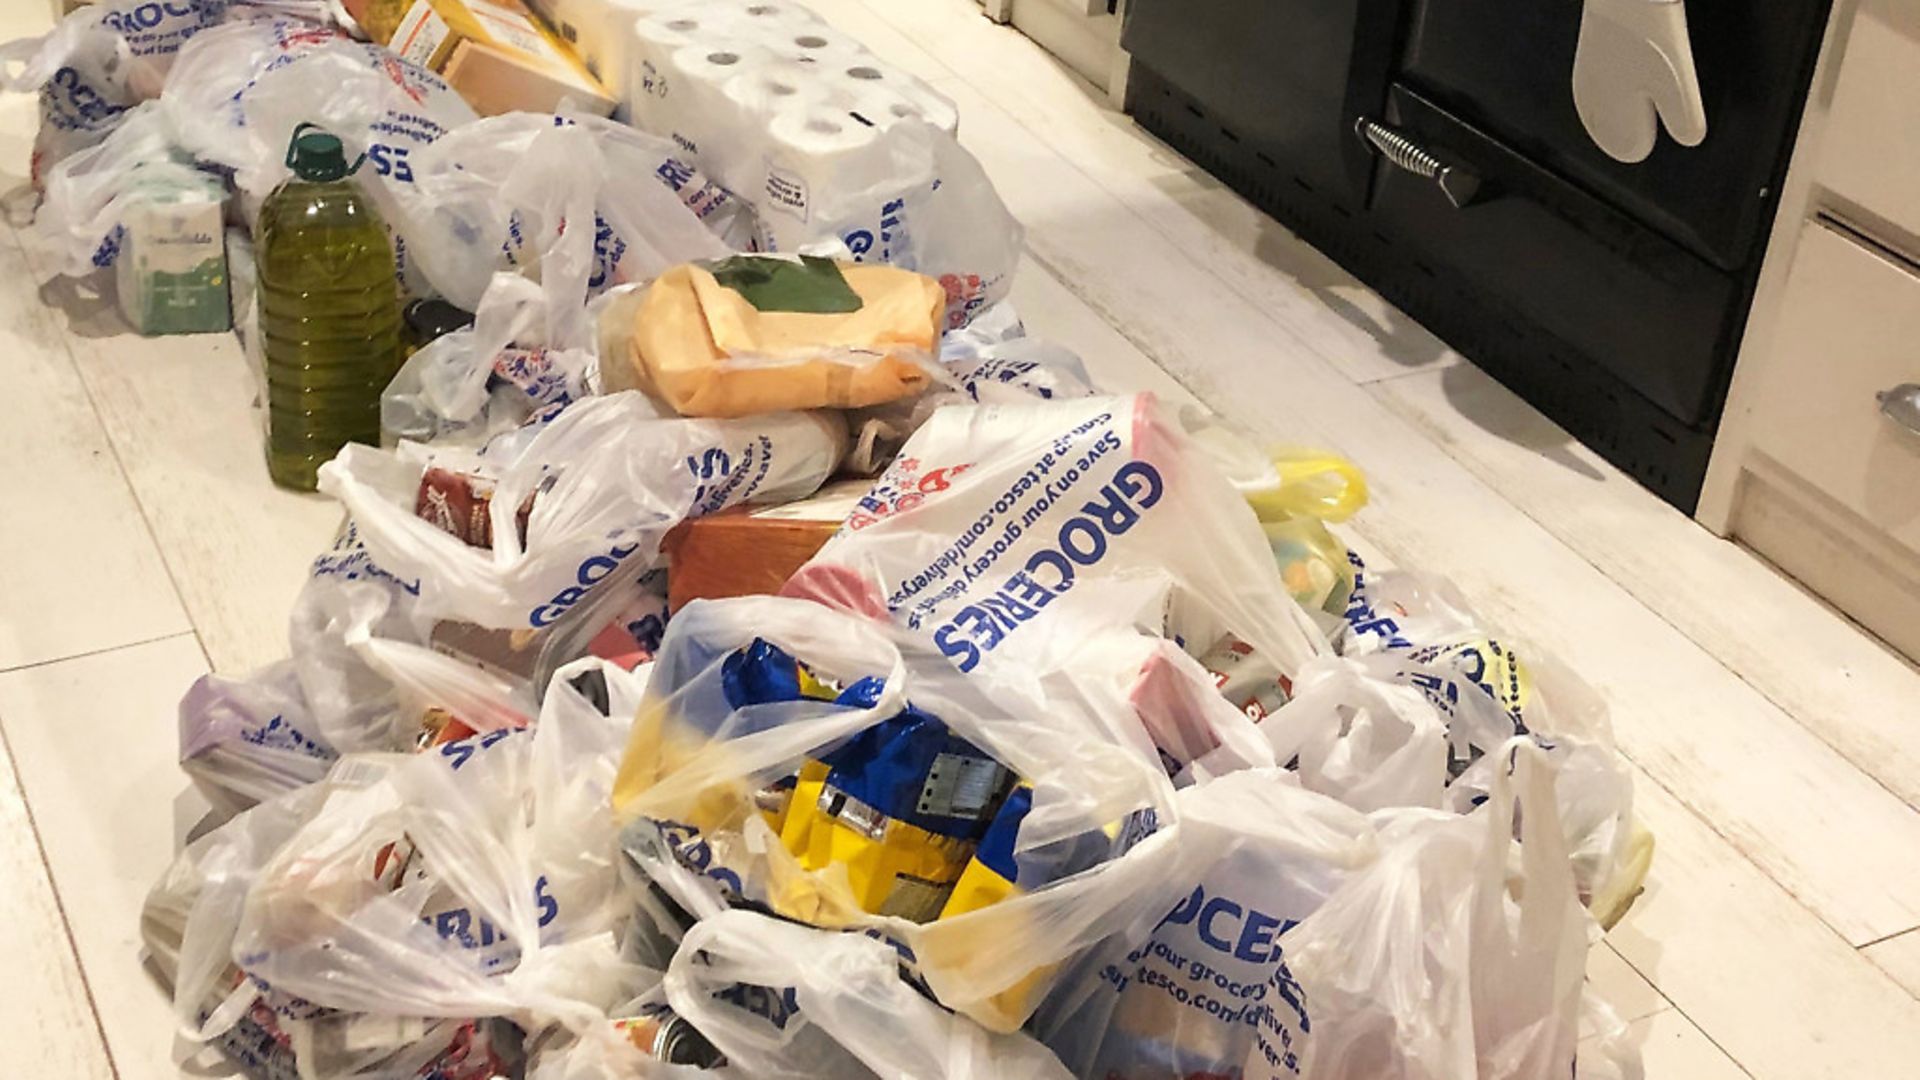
[404,298,477,344]
[285,124,351,183]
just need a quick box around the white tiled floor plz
[3,1,1919,1077]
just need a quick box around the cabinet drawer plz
[1745,220,1920,556]
[1821,0,1920,246]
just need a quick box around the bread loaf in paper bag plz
[605,255,943,417]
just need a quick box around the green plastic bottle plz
[258,124,402,491]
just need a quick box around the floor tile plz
[0,229,193,670]
[0,634,214,1080]
[0,724,115,1079]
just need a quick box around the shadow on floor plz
[1435,362,1607,482]
[38,271,131,340]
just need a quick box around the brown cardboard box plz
[389,0,614,116]
[443,38,611,116]
[662,480,869,611]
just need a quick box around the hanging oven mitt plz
[1571,0,1708,164]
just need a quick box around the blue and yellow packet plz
[779,676,1013,922]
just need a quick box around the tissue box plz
[115,170,231,336]
[391,0,615,115]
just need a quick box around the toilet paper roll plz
[729,1,829,35]
[722,59,834,118]
[837,83,924,131]
[761,104,902,248]
[827,59,959,134]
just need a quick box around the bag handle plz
[1245,452,1369,523]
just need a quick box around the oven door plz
[1395,0,1830,271]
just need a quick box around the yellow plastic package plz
[606,255,945,418]
[1245,451,1369,618]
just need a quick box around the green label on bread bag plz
[707,255,865,314]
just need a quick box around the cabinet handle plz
[1879,383,1920,436]
[1354,117,1481,208]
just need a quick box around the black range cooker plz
[1121,0,1831,510]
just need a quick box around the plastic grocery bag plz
[662,908,1076,1079]
[784,393,1328,689]
[21,99,198,279]
[1274,740,1600,1080]
[158,13,342,164]
[321,393,846,631]
[1247,656,1451,813]
[1034,770,1378,1080]
[383,274,601,449]
[229,661,645,1034]
[392,112,731,323]
[163,25,476,289]
[0,0,236,186]
[145,746,572,1078]
[844,335,1100,475]
[1244,453,1368,623]
[1336,558,1644,916]
[179,659,338,820]
[612,595,1206,1034]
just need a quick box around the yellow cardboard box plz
[389,0,615,116]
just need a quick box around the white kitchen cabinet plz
[1701,0,1920,660]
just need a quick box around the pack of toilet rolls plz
[615,0,1020,330]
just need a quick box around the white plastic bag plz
[158,13,343,167]
[612,595,1202,1034]
[785,393,1328,690]
[230,662,645,1035]
[1035,771,1378,1080]
[22,99,200,280]
[1248,656,1451,813]
[0,0,218,185]
[1274,740,1600,1080]
[179,659,338,820]
[1336,558,1641,910]
[163,27,476,289]
[392,112,729,324]
[763,119,1023,331]
[319,393,847,631]
[383,274,601,449]
[663,909,1076,1080]
[845,335,1099,475]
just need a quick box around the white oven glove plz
[1572,0,1708,163]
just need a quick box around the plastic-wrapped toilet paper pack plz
[622,0,1015,329]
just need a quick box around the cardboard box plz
[443,38,612,117]
[662,480,869,611]
[390,0,614,115]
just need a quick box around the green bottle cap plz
[286,126,351,183]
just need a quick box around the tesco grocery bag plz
[1275,740,1604,1080]
[784,393,1327,690]
[612,595,1210,1034]
[663,909,1076,1079]
[319,392,847,631]
[1337,559,1646,921]
[1035,771,1378,1080]
[0,0,255,186]
[393,112,731,324]
[178,659,338,821]
[229,664,644,1036]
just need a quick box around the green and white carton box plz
[115,169,230,336]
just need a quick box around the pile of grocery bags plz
[6,1,1654,1077]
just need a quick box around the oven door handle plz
[1355,117,1483,208]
